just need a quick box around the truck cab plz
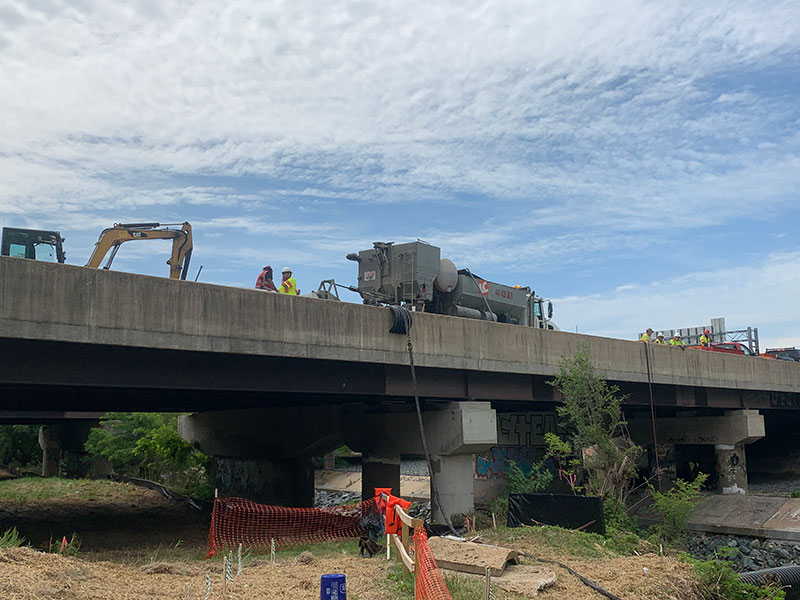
[1,228,65,263]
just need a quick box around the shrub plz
[649,473,708,543]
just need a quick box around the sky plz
[2,1,799,349]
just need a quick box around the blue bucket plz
[320,573,346,600]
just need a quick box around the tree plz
[84,413,211,497]
[547,343,641,514]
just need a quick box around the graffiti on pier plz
[497,412,564,446]
[475,446,540,479]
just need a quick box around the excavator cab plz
[1,227,66,263]
[85,222,193,280]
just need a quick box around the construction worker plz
[670,333,686,347]
[700,329,712,347]
[279,267,298,295]
[654,332,667,344]
[255,265,278,291]
[640,328,654,342]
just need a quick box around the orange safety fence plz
[413,526,453,600]
[205,496,378,558]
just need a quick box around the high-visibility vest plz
[640,333,651,342]
[670,339,685,347]
[279,276,297,295]
[699,334,710,346]
[654,338,666,344]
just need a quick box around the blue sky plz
[2,1,799,348]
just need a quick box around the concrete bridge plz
[2,256,799,518]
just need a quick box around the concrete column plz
[213,456,315,507]
[430,454,475,523]
[716,444,748,494]
[38,426,61,477]
[361,454,401,500]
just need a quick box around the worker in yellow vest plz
[670,333,686,347]
[654,332,667,344]
[699,329,711,346]
[279,266,298,295]
[640,328,654,342]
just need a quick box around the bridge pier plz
[213,456,315,506]
[37,421,97,478]
[179,406,344,507]
[361,453,401,499]
[180,401,496,520]
[629,409,764,494]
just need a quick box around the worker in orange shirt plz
[279,267,298,295]
[255,265,278,291]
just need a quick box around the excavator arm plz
[85,222,193,280]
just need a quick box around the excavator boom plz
[85,222,193,280]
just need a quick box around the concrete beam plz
[628,409,765,446]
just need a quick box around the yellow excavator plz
[85,222,193,280]
[2,221,193,280]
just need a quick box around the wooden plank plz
[392,534,415,573]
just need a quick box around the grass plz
[481,524,644,560]
[0,477,142,503]
[387,565,526,600]
[0,526,26,548]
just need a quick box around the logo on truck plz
[476,278,489,296]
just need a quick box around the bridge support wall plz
[213,456,315,507]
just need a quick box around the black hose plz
[527,555,623,600]
[388,305,413,334]
[740,565,800,599]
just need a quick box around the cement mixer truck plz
[345,240,557,329]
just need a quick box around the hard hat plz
[281,267,292,274]
[264,265,272,271]
[673,333,680,337]
[704,329,710,334]
[657,332,664,337]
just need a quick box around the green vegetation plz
[0,526,25,548]
[649,473,708,542]
[682,553,785,600]
[387,565,524,600]
[85,413,211,497]
[790,490,800,498]
[48,533,81,557]
[489,457,554,522]
[488,523,644,559]
[0,425,41,470]
[0,477,141,502]
[546,343,642,516]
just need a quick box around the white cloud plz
[555,250,800,349]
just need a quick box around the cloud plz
[554,250,800,349]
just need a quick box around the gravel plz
[687,532,800,571]
[333,459,429,476]
[748,474,800,496]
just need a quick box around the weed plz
[48,533,81,557]
[681,553,785,600]
[791,490,800,499]
[0,526,26,548]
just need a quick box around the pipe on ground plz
[740,564,800,599]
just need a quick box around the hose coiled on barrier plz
[388,305,413,334]
[740,565,800,599]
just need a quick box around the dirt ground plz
[0,480,706,600]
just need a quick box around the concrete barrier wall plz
[2,256,799,393]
